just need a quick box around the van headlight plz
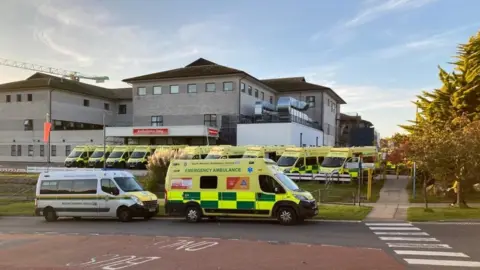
[294,194,308,201]
[130,196,144,206]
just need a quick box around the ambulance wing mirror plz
[111,187,120,196]
[274,187,285,194]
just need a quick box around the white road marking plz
[395,250,469,257]
[379,237,439,242]
[369,227,421,231]
[404,259,480,267]
[387,243,451,249]
[366,223,412,226]
[374,232,429,236]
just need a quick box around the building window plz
[83,99,90,107]
[241,83,246,93]
[6,95,11,103]
[16,94,21,102]
[118,104,127,114]
[261,92,265,100]
[170,85,179,94]
[269,96,273,104]
[10,145,16,156]
[137,87,146,96]
[51,145,57,156]
[17,145,22,156]
[248,86,252,95]
[206,83,216,92]
[27,94,32,102]
[40,145,44,157]
[151,116,163,126]
[153,86,162,95]
[65,145,71,156]
[104,103,110,110]
[28,145,34,156]
[187,84,197,93]
[23,119,33,131]
[204,114,217,127]
[254,89,259,98]
[306,96,315,108]
[223,82,233,91]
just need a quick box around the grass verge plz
[406,177,480,203]
[0,200,372,221]
[407,207,480,221]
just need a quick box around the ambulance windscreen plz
[277,156,297,167]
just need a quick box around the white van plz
[35,170,159,222]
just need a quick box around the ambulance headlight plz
[131,196,143,206]
[294,194,308,201]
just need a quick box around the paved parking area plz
[0,233,404,270]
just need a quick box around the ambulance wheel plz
[44,208,58,222]
[277,207,297,226]
[185,206,202,223]
[117,207,132,222]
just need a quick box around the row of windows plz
[83,100,128,115]
[137,82,234,96]
[23,119,104,131]
[10,145,70,157]
[150,114,217,127]
[40,178,123,195]
[240,83,274,104]
[5,94,32,103]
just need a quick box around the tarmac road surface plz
[0,233,404,270]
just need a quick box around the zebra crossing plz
[366,222,480,268]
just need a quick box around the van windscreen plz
[109,151,124,159]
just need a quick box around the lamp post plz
[103,112,106,169]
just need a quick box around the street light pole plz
[103,112,106,169]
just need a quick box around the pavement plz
[366,175,410,221]
[1,217,480,269]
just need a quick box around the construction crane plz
[0,57,109,83]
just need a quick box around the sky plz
[0,0,479,137]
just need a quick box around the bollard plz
[367,168,373,201]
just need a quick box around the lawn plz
[297,178,385,203]
[0,200,372,221]
[407,207,480,222]
[406,177,480,203]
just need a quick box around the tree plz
[408,116,480,208]
[145,149,186,193]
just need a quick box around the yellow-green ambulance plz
[164,158,317,225]
[87,145,114,168]
[126,145,156,169]
[64,145,97,168]
[105,146,136,169]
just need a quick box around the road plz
[1,217,480,269]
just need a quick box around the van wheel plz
[117,207,132,222]
[44,208,58,222]
[185,206,202,223]
[277,207,297,226]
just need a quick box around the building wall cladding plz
[348,127,375,146]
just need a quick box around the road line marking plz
[404,259,480,267]
[395,250,469,257]
[387,243,451,249]
[374,232,429,236]
[366,223,412,226]
[369,227,421,231]
[379,237,439,242]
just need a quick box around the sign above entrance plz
[133,128,169,135]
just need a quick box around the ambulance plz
[154,145,188,155]
[64,145,97,168]
[320,147,378,178]
[205,145,247,159]
[276,147,332,174]
[87,145,114,168]
[242,145,294,162]
[126,145,156,169]
[164,158,318,225]
[35,170,159,222]
[319,147,352,175]
[178,146,213,159]
[105,146,136,168]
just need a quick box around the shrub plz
[145,149,186,193]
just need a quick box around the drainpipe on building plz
[47,79,52,166]
[321,91,325,146]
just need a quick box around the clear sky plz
[1,0,479,137]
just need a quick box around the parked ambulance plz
[164,158,318,225]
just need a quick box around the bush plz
[145,149,186,193]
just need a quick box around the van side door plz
[99,178,120,217]
[256,175,285,216]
